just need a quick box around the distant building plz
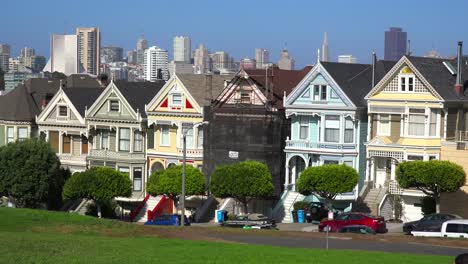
[20,47,35,58]
[136,35,148,66]
[144,46,169,81]
[43,34,83,75]
[321,32,329,62]
[384,27,407,61]
[173,36,191,63]
[211,51,235,71]
[106,62,128,81]
[127,50,137,64]
[278,48,295,70]
[255,48,269,69]
[338,55,357,64]
[424,48,443,59]
[194,43,211,74]
[4,72,40,93]
[9,58,26,72]
[240,58,256,70]
[168,61,194,76]
[101,46,124,64]
[76,27,101,75]
[21,55,46,73]
[0,44,10,72]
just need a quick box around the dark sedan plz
[403,213,462,234]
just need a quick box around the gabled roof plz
[244,66,311,109]
[63,87,104,116]
[176,74,234,106]
[113,81,166,118]
[321,61,395,107]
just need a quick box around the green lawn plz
[0,208,452,264]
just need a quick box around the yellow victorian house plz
[365,43,468,221]
[145,74,232,175]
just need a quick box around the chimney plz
[371,52,377,88]
[204,74,213,106]
[41,99,47,110]
[455,41,463,96]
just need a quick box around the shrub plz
[421,196,436,216]
[293,201,309,211]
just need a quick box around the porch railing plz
[285,139,356,151]
[88,149,145,161]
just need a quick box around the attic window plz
[240,90,250,103]
[109,100,120,112]
[58,106,68,117]
[171,94,182,106]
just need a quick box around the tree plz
[210,160,274,213]
[63,167,132,218]
[396,160,466,213]
[146,165,205,200]
[0,138,66,208]
[296,164,359,207]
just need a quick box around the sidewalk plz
[276,223,319,232]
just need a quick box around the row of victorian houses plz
[1,43,468,222]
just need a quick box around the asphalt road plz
[210,232,468,257]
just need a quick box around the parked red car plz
[319,212,387,233]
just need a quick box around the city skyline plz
[3,0,468,68]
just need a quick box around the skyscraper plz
[384,27,407,61]
[136,35,148,66]
[321,32,329,62]
[278,48,295,70]
[20,47,35,58]
[194,43,210,74]
[43,34,82,75]
[101,46,124,63]
[240,58,256,70]
[76,27,101,75]
[255,48,269,69]
[0,44,10,72]
[173,36,191,63]
[144,46,169,81]
[127,50,137,64]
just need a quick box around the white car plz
[411,219,468,238]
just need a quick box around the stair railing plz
[271,190,289,220]
[286,192,302,222]
[130,194,150,222]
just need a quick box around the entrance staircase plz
[131,195,168,223]
[358,187,387,216]
[272,191,304,223]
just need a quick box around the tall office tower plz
[20,47,35,58]
[255,48,269,69]
[278,48,295,70]
[384,27,407,61]
[240,58,256,70]
[173,36,191,63]
[101,46,124,63]
[194,43,210,74]
[210,51,230,70]
[337,55,357,64]
[144,46,169,81]
[0,44,11,72]
[127,50,137,64]
[321,32,329,62]
[136,35,148,66]
[76,27,101,75]
[43,34,82,75]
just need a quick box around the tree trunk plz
[96,202,102,218]
[435,196,440,214]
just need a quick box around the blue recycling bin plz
[297,210,305,223]
[217,210,226,223]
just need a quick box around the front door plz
[375,158,390,188]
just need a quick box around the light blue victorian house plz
[277,58,394,222]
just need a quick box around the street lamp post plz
[181,121,208,227]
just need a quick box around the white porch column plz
[365,158,370,182]
[367,114,372,141]
[115,127,119,152]
[370,157,375,185]
[130,128,134,153]
[58,131,63,154]
[284,164,290,189]
[390,159,396,181]
[291,164,297,191]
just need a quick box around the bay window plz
[378,114,390,136]
[408,109,425,136]
[17,127,28,141]
[62,135,71,153]
[182,126,193,148]
[429,109,438,136]
[325,115,340,143]
[344,117,354,143]
[101,131,109,150]
[7,127,14,143]
[133,131,143,152]
[160,125,170,145]
[197,127,204,148]
[299,116,309,140]
[119,128,130,151]
[133,168,142,191]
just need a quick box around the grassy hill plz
[0,208,452,264]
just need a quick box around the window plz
[134,131,143,152]
[17,127,28,141]
[133,168,142,191]
[407,155,423,161]
[429,155,438,160]
[119,128,130,151]
[81,137,88,154]
[299,116,309,140]
[197,127,204,148]
[463,224,468,234]
[58,106,68,117]
[429,109,438,136]
[446,224,460,233]
[408,77,414,92]
[400,74,416,92]
[182,126,193,148]
[344,161,353,167]
[324,160,339,165]
[109,100,119,112]
[344,117,354,143]
[325,115,340,143]
[160,125,170,145]
[408,109,425,136]
[101,131,109,150]
[312,85,327,101]
[62,135,71,153]
[240,90,250,103]
[400,77,406,91]
[172,94,182,106]
[378,114,390,136]
[6,127,14,143]
[49,131,59,153]
[118,167,129,175]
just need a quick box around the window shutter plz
[147,126,154,149]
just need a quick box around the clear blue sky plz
[2,0,468,67]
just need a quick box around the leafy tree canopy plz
[146,165,205,198]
